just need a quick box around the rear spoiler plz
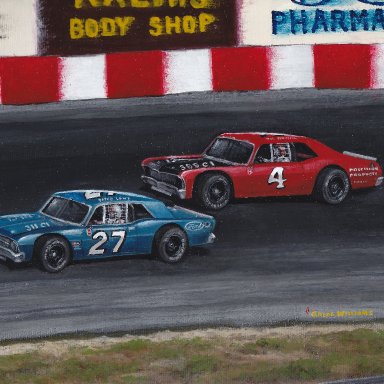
[343,151,377,162]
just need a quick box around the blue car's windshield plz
[42,197,89,224]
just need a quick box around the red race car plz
[141,132,383,210]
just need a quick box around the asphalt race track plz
[0,90,384,341]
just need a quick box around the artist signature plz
[306,307,374,318]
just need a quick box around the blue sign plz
[272,0,384,35]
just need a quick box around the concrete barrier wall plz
[1,1,384,104]
[0,44,383,104]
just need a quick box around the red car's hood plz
[146,156,231,175]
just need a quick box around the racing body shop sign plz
[38,0,236,55]
[241,0,384,45]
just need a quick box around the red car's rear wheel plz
[315,168,350,204]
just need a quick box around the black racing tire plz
[155,226,188,263]
[36,236,71,273]
[194,173,232,210]
[314,167,350,205]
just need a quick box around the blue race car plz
[0,190,216,273]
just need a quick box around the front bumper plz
[0,245,25,263]
[141,175,186,199]
[376,177,384,187]
[207,233,216,244]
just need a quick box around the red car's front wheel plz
[195,173,232,210]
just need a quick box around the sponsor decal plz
[38,0,236,55]
[7,214,34,222]
[72,241,82,248]
[349,167,379,178]
[185,221,205,231]
[25,222,51,232]
[178,161,215,171]
[85,191,130,202]
[86,227,92,236]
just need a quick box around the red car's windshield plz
[205,138,253,165]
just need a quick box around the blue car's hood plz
[0,212,66,237]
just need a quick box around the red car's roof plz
[219,132,308,145]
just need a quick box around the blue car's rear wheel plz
[155,226,188,263]
[37,236,71,273]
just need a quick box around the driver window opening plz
[89,206,103,225]
[89,204,130,225]
[255,144,272,163]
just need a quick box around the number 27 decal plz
[268,167,287,189]
[89,231,126,255]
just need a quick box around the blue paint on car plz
[0,190,216,270]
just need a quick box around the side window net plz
[272,143,292,163]
[105,204,128,224]
[89,204,129,225]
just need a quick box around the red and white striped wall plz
[0,44,383,105]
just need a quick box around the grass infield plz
[0,325,383,383]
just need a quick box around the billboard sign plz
[38,0,237,56]
[240,0,384,46]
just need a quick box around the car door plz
[83,203,137,258]
[128,203,157,255]
[247,143,305,197]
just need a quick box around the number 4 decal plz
[89,231,126,255]
[268,167,287,189]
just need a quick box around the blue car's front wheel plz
[36,236,71,273]
[155,226,188,263]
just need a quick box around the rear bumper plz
[141,175,186,199]
[0,246,25,263]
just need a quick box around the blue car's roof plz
[53,190,159,206]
